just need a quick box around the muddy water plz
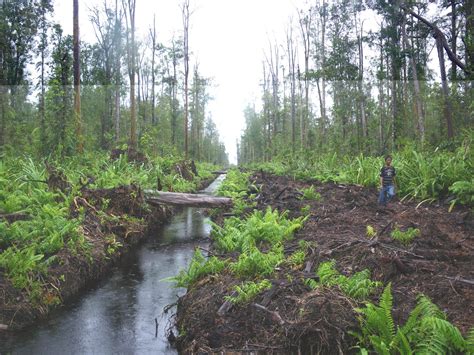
[2,175,225,355]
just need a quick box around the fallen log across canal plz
[145,191,233,208]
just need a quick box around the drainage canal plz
[2,174,226,354]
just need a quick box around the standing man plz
[378,155,396,206]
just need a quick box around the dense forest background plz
[238,0,473,163]
[0,0,473,166]
[0,0,228,165]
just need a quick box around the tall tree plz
[122,0,137,152]
[402,9,425,142]
[297,7,312,149]
[400,4,471,138]
[0,0,53,151]
[73,0,83,153]
[90,0,119,149]
[47,25,73,155]
[36,0,52,155]
[181,0,191,159]
[149,14,158,125]
[113,0,124,143]
[285,24,297,152]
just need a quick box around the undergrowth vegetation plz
[211,208,305,253]
[216,169,256,214]
[173,171,472,354]
[305,260,382,300]
[0,153,219,304]
[170,207,306,287]
[353,284,474,354]
[169,249,227,288]
[224,280,272,304]
[390,226,420,245]
[250,140,473,206]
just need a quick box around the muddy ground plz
[175,172,474,354]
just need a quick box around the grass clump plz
[391,226,420,245]
[298,185,322,201]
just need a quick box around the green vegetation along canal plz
[2,175,226,354]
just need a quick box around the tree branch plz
[400,4,469,75]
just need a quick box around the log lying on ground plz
[145,191,232,208]
[212,170,228,175]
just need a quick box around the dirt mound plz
[175,172,474,353]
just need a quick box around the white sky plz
[55,0,308,164]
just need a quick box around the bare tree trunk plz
[436,36,454,139]
[39,14,46,151]
[73,0,83,153]
[182,0,190,159]
[171,39,178,146]
[123,0,137,151]
[378,28,385,153]
[298,9,312,149]
[150,15,157,125]
[321,0,327,141]
[286,26,297,153]
[265,40,279,156]
[466,0,474,79]
[450,0,457,82]
[114,0,121,144]
[297,65,304,150]
[403,13,425,143]
[262,63,271,161]
[137,50,142,130]
[356,17,367,140]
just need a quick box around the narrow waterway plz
[2,175,226,355]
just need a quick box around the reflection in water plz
[2,175,225,355]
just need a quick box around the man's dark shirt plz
[380,166,396,187]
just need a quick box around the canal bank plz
[1,175,225,354]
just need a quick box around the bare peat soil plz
[175,172,473,354]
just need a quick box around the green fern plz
[466,327,474,353]
[353,285,471,354]
[224,279,272,304]
[211,207,305,253]
[391,227,420,245]
[342,270,383,299]
[167,249,227,288]
[230,244,284,278]
[309,261,381,300]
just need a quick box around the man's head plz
[385,155,392,166]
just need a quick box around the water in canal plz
[1,175,226,355]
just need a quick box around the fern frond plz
[466,327,474,354]
[380,283,396,341]
[415,294,446,320]
[415,317,468,354]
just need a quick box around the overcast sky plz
[55,0,308,164]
